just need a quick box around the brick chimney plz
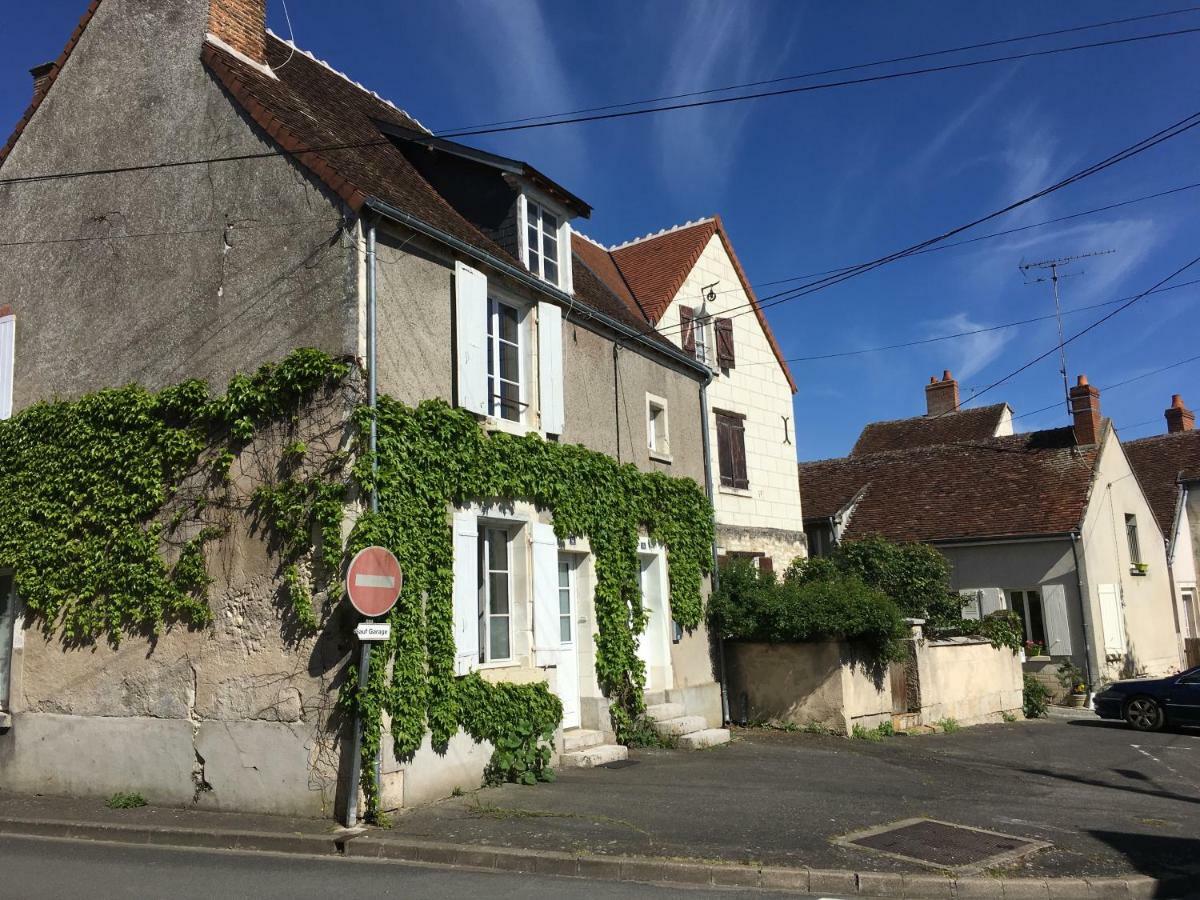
[1069,374,1102,445]
[925,370,959,416]
[29,62,56,99]
[208,0,267,65]
[1165,394,1195,433]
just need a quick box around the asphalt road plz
[388,716,1200,880]
[0,835,788,900]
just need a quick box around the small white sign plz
[355,622,392,642]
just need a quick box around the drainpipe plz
[345,220,379,827]
[1069,531,1097,693]
[698,377,729,724]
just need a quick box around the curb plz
[0,815,1170,898]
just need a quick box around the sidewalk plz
[2,719,1195,898]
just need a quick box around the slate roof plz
[798,426,1102,543]
[1123,430,1200,541]
[851,404,1010,455]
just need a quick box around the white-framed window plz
[646,393,670,459]
[1007,588,1047,648]
[557,557,574,645]
[478,526,514,663]
[523,197,562,287]
[1125,514,1143,566]
[486,295,526,423]
[693,310,711,366]
[0,311,14,421]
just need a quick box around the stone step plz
[561,744,628,768]
[561,728,606,753]
[677,728,731,750]
[644,702,685,722]
[643,690,669,707]
[652,715,708,738]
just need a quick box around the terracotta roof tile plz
[1123,430,1200,539]
[798,427,1099,543]
[851,404,1010,455]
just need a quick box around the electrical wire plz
[0,217,342,249]
[433,6,1200,133]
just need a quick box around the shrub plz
[710,560,907,662]
[1056,662,1087,695]
[106,792,147,809]
[1023,675,1050,719]
[976,610,1024,653]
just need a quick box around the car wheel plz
[1124,696,1164,731]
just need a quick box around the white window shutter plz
[451,509,479,675]
[0,314,13,420]
[1042,583,1073,656]
[959,589,982,621]
[980,588,1006,617]
[1098,583,1125,656]
[531,521,560,667]
[454,261,488,416]
[538,301,564,435]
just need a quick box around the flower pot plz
[1069,692,1088,708]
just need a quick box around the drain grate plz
[598,759,640,769]
[838,818,1049,872]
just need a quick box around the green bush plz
[105,792,147,809]
[1023,675,1050,719]
[710,559,907,662]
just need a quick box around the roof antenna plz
[1019,249,1115,418]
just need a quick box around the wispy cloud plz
[651,2,795,199]
[920,311,1019,382]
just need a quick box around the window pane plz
[558,560,570,588]
[1010,591,1030,641]
[542,210,558,233]
[498,340,519,385]
[498,303,519,344]
[560,612,572,644]
[489,572,509,615]
[499,380,521,420]
[487,529,507,570]
[543,257,558,284]
[490,615,510,659]
[1027,590,1047,646]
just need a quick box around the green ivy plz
[341,397,713,819]
[0,349,349,645]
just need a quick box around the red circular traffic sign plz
[346,546,403,618]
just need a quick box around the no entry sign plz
[346,546,403,618]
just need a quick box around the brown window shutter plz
[758,556,774,574]
[680,306,696,357]
[715,318,735,368]
[716,413,734,487]
[730,416,748,489]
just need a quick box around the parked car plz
[1093,666,1200,731]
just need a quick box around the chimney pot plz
[925,370,960,416]
[1166,393,1195,433]
[1068,374,1102,445]
[208,0,268,65]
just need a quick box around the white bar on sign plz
[355,574,395,589]
[355,622,392,641]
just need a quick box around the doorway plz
[0,573,15,711]
[637,549,673,693]
[556,554,581,729]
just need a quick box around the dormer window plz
[520,195,572,291]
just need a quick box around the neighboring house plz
[798,371,1183,691]
[1124,395,1200,658]
[575,218,805,572]
[0,0,728,816]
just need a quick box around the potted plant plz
[1056,662,1088,707]
[1132,562,1149,576]
[1024,640,1045,659]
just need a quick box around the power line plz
[0,217,343,249]
[961,251,1200,409]
[435,7,1200,133]
[758,280,1200,365]
[654,108,1200,341]
[435,26,1200,138]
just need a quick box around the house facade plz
[0,0,732,818]
[1125,395,1200,663]
[575,218,806,573]
[798,372,1183,693]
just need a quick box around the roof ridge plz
[572,230,611,251]
[265,29,431,135]
[609,216,716,252]
[861,402,1008,429]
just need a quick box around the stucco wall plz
[917,638,1023,725]
[0,0,356,405]
[1079,431,1180,679]
[657,233,804,562]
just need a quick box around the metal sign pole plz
[345,635,371,827]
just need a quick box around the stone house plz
[1124,395,1200,661]
[0,0,735,817]
[798,372,1184,693]
[573,218,805,573]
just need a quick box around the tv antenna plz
[1019,249,1116,416]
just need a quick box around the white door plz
[637,552,673,692]
[556,556,581,729]
[1183,588,1198,639]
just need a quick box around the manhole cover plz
[837,818,1049,872]
[598,759,640,769]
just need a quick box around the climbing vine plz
[341,397,713,818]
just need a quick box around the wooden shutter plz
[531,522,561,667]
[716,414,734,487]
[0,313,12,420]
[680,306,696,356]
[757,555,774,574]
[1098,583,1125,656]
[715,411,749,489]
[1042,583,1073,656]
[454,261,489,416]
[980,588,1006,617]
[537,301,565,435]
[715,318,735,368]
[451,509,480,675]
[729,415,748,489]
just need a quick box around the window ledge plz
[1129,568,1148,577]
[649,450,673,464]
[483,416,543,440]
[719,485,752,497]
[476,659,519,672]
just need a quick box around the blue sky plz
[2,2,1196,460]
